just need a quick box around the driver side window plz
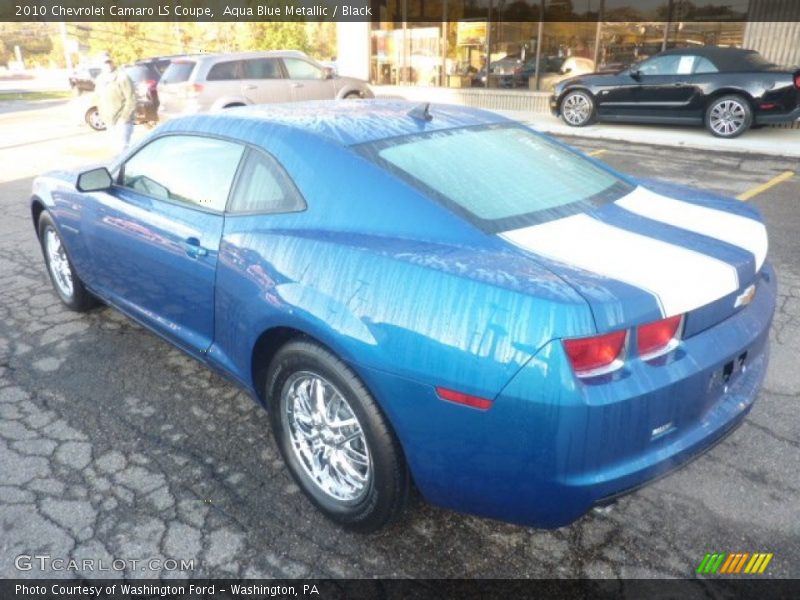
[283,58,324,80]
[638,55,681,76]
[120,135,244,212]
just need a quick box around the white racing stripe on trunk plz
[500,214,740,317]
[616,186,768,272]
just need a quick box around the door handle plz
[243,84,257,90]
[674,81,688,86]
[184,237,208,258]
[291,83,304,88]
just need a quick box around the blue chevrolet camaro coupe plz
[31,100,776,532]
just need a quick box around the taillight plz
[563,330,627,377]
[436,387,493,410]
[637,314,683,360]
[181,83,204,98]
[794,73,800,89]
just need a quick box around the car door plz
[624,54,698,120]
[241,57,292,104]
[83,134,245,356]
[281,57,336,101]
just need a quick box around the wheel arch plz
[250,325,310,405]
[558,85,596,107]
[209,97,250,111]
[31,196,46,234]
[249,322,370,407]
[704,88,756,112]
[337,87,364,99]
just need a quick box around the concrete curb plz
[497,110,800,159]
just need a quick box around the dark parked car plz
[83,64,162,131]
[68,66,101,93]
[551,47,800,137]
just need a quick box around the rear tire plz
[705,94,752,138]
[560,90,596,127]
[265,340,409,532]
[85,107,106,131]
[38,212,96,312]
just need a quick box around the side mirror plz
[323,67,335,79]
[629,67,641,80]
[76,167,113,192]
[560,67,572,75]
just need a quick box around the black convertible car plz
[551,47,800,138]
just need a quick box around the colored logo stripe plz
[697,552,773,574]
[745,553,773,574]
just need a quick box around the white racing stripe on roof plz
[500,214,740,317]
[616,186,768,272]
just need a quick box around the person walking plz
[95,54,136,154]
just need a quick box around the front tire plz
[560,90,596,127]
[705,95,752,138]
[266,340,409,532]
[38,212,95,312]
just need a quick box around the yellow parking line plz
[587,149,608,157]
[737,170,794,201]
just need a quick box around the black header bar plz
[3,0,798,23]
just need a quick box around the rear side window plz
[245,58,283,79]
[228,149,305,214]
[694,57,718,74]
[120,135,244,212]
[361,124,632,232]
[207,60,243,81]
[161,61,195,84]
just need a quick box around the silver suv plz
[157,50,373,118]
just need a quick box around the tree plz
[235,23,310,54]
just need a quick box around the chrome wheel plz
[282,371,371,503]
[44,228,74,299]
[562,92,593,126]
[709,99,746,136]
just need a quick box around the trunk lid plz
[499,180,768,335]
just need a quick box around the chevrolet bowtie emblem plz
[734,284,757,308]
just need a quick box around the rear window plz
[360,124,633,232]
[161,61,195,84]
[124,65,151,83]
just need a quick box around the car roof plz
[164,100,512,147]
[657,47,766,70]
[169,50,309,64]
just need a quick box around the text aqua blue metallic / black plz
[31,101,776,527]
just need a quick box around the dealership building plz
[337,0,800,116]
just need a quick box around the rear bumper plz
[755,105,800,124]
[361,262,777,528]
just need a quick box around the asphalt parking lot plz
[0,101,798,579]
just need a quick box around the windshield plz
[161,60,195,84]
[360,124,633,232]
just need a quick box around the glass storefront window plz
[668,21,745,49]
[366,0,748,91]
[598,22,667,70]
